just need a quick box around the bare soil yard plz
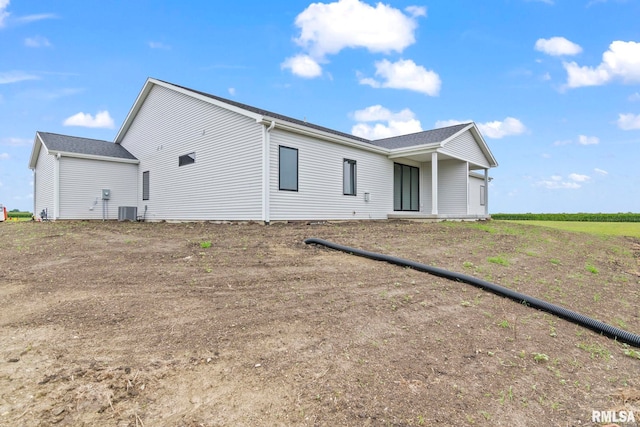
[0,220,639,426]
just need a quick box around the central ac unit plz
[118,206,137,221]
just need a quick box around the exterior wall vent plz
[118,206,137,221]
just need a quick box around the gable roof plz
[370,123,471,149]
[29,132,138,169]
[114,78,497,168]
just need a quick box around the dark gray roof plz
[38,132,137,160]
[161,80,373,144]
[369,123,471,149]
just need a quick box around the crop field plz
[496,220,640,238]
[1,220,639,426]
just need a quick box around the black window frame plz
[343,158,357,196]
[279,145,298,192]
[178,152,196,167]
[393,163,420,212]
[142,171,150,201]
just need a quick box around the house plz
[29,78,498,222]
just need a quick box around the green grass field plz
[497,220,640,238]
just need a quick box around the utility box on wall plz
[102,189,111,200]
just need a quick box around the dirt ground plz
[0,219,639,426]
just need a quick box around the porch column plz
[431,152,438,215]
[484,168,489,216]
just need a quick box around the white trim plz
[262,121,275,223]
[47,150,139,164]
[53,154,60,220]
[431,152,438,215]
[466,162,470,215]
[484,169,489,215]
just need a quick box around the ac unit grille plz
[118,206,137,221]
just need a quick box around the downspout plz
[54,153,61,220]
[262,120,276,224]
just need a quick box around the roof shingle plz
[38,132,137,160]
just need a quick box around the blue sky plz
[1,0,639,213]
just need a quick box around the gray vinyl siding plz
[58,157,137,220]
[119,85,263,221]
[468,175,485,215]
[440,131,490,168]
[437,160,468,215]
[269,129,392,220]
[34,147,54,218]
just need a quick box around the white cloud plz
[15,13,57,24]
[294,0,421,58]
[553,139,572,146]
[405,5,427,17]
[281,54,322,78]
[578,135,600,145]
[359,59,441,96]
[148,41,170,49]
[563,41,640,88]
[0,71,39,84]
[25,36,51,47]
[594,168,608,175]
[284,0,424,77]
[228,87,236,96]
[351,105,422,140]
[630,92,640,102]
[0,0,9,27]
[569,173,590,182]
[435,117,526,139]
[0,152,9,160]
[537,176,580,189]
[352,104,415,122]
[434,119,471,128]
[1,137,31,146]
[537,173,591,189]
[63,110,115,129]
[535,37,582,56]
[617,113,640,130]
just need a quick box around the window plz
[279,146,298,191]
[142,171,150,200]
[179,152,196,166]
[393,163,419,211]
[480,185,486,206]
[343,159,357,195]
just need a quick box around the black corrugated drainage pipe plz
[304,238,640,349]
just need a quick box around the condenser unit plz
[118,206,137,221]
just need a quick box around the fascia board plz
[48,150,140,164]
[28,133,46,170]
[387,143,440,159]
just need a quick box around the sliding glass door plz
[394,163,419,211]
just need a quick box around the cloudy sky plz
[1,0,639,213]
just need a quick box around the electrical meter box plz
[102,189,111,200]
